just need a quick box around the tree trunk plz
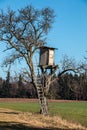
[32,66,58,116]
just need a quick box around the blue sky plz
[0,0,87,78]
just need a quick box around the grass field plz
[0,99,87,130]
[49,101,87,127]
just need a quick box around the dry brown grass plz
[0,108,86,130]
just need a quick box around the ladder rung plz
[39,97,44,99]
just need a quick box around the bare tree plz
[0,5,55,115]
[58,55,87,99]
[58,55,77,77]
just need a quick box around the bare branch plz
[58,69,77,77]
[2,53,23,67]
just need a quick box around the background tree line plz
[0,56,87,100]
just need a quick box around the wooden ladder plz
[37,84,48,115]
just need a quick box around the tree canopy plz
[0,5,55,83]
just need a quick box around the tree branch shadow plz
[0,121,76,130]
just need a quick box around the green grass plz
[49,102,87,127]
[0,101,87,127]
[0,102,40,113]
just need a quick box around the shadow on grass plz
[0,111,19,114]
[0,121,77,130]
